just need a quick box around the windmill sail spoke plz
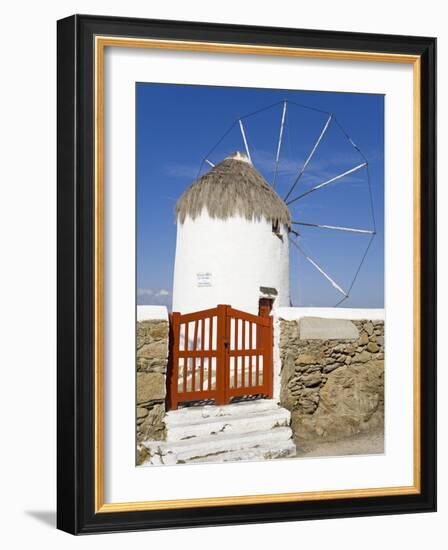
[292,221,375,235]
[272,101,287,189]
[283,114,332,202]
[289,237,348,298]
[286,162,367,206]
[205,159,215,168]
[238,119,252,163]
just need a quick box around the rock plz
[136,445,149,465]
[296,388,320,414]
[137,372,166,403]
[287,375,301,388]
[280,351,297,410]
[149,321,169,340]
[376,336,384,346]
[345,356,352,365]
[367,342,379,353]
[323,363,341,374]
[289,385,303,397]
[332,343,346,352]
[294,365,310,373]
[137,407,149,419]
[139,403,166,441]
[137,340,168,371]
[301,372,322,388]
[141,319,168,331]
[364,322,374,335]
[295,353,317,366]
[359,332,369,346]
[136,319,169,374]
[320,363,383,418]
[345,343,357,355]
[282,350,297,377]
[291,362,384,441]
[353,350,371,363]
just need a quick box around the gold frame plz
[94,36,421,513]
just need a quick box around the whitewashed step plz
[165,399,280,425]
[167,408,290,442]
[143,426,294,465]
[187,441,296,463]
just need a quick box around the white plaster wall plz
[172,210,290,315]
[273,314,283,403]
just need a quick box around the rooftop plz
[175,152,291,228]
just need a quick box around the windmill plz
[193,99,377,308]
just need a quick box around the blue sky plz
[136,83,384,309]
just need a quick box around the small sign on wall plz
[196,272,212,287]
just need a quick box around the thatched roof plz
[175,152,291,228]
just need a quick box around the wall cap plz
[137,305,169,322]
[277,307,385,321]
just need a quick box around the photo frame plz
[57,14,436,534]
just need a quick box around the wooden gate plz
[167,305,273,410]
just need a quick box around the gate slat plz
[256,352,259,389]
[200,318,204,391]
[208,316,213,391]
[233,346,237,389]
[234,316,238,351]
[242,321,246,388]
[192,320,198,392]
[234,318,238,387]
[183,322,188,393]
[249,321,253,387]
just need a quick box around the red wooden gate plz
[167,305,273,410]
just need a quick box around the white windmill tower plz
[172,151,291,315]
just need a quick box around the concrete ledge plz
[277,306,385,321]
[137,305,169,321]
[300,317,359,340]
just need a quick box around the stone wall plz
[136,319,169,464]
[279,318,384,443]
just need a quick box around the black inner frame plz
[57,14,436,535]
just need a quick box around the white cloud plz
[137,288,153,297]
[137,288,172,308]
[156,289,170,296]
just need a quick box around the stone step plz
[187,441,296,463]
[166,407,290,442]
[143,426,295,465]
[165,398,280,425]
